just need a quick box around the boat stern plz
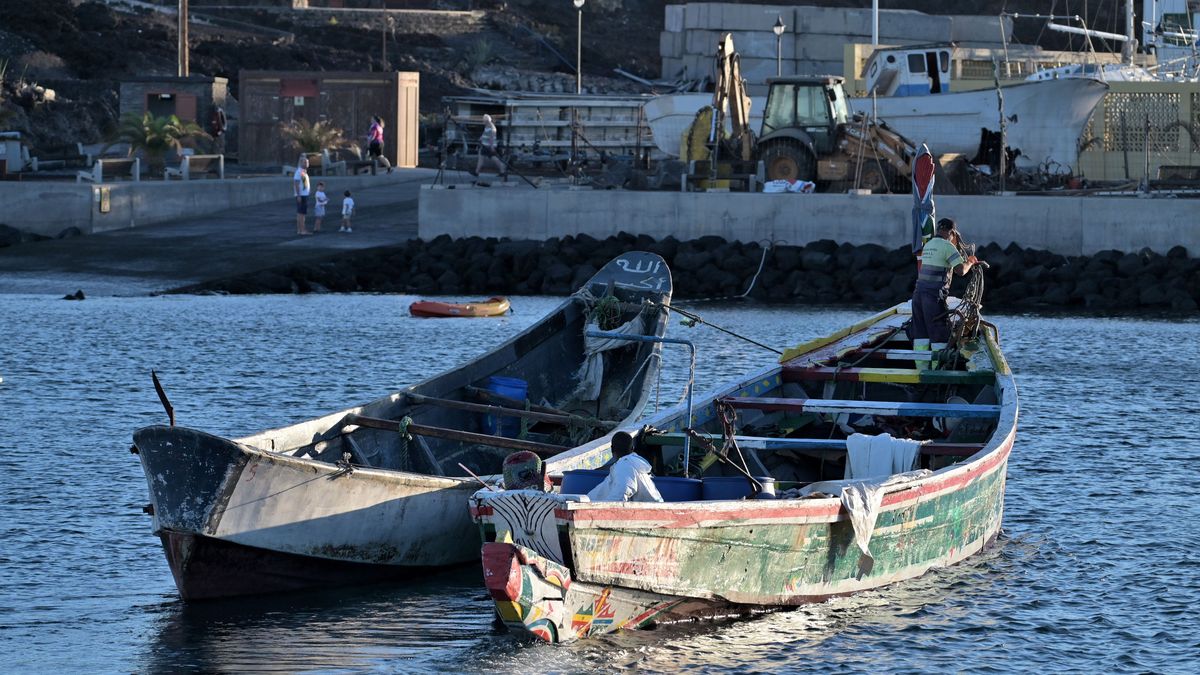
[483,541,574,643]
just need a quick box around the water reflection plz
[143,569,497,673]
[1,294,1197,672]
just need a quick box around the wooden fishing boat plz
[472,298,1016,643]
[410,296,511,318]
[132,252,672,600]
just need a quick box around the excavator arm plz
[713,33,755,161]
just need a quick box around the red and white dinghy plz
[471,299,1017,643]
[409,296,511,318]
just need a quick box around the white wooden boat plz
[133,252,673,600]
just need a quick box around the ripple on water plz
[0,296,1197,672]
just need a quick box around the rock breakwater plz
[174,234,1199,313]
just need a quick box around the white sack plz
[586,455,663,503]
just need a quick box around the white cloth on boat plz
[795,470,932,560]
[573,312,645,400]
[844,432,926,480]
[586,455,663,503]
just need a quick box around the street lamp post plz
[773,15,786,77]
[571,0,585,175]
[574,0,585,94]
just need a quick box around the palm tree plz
[111,112,206,174]
[279,118,350,154]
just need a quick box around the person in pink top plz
[366,116,392,173]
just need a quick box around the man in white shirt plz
[293,155,311,236]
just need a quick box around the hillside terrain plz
[0,0,1135,150]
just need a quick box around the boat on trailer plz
[133,252,672,600]
[473,299,1017,643]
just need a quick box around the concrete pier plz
[0,172,412,239]
[417,184,1198,257]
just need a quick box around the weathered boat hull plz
[134,252,673,600]
[136,425,479,600]
[483,440,1008,641]
[475,303,1017,642]
[159,531,440,601]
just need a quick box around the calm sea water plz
[1,294,1196,673]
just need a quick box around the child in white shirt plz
[313,182,328,233]
[340,190,355,233]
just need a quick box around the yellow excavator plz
[683,33,918,193]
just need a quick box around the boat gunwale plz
[524,301,1017,523]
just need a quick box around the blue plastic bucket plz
[652,476,703,502]
[482,375,528,437]
[702,476,777,500]
[560,469,609,495]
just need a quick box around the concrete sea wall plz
[417,187,1200,258]
[0,173,406,238]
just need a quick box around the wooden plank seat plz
[782,366,994,385]
[404,392,617,429]
[164,153,224,180]
[846,349,935,361]
[31,142,92,171]
[76,157,140,184]
[720,396,1002,418]
[342,413,571,457]
[642,432,985,456]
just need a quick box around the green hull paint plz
[475,303,1016,643]
[572,457,1007,602]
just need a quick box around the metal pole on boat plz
[585,331,696,476]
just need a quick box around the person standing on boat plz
[911,218,978,369]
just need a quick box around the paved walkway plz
[0,169,439,296]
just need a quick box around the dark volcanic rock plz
[159,235,1197,315]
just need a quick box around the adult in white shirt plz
[293,155,311,236]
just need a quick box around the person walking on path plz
[293,155,312,236]
[367,116,393,173]
[472,113,506,179]
[911,218,979,369]
[340,190,355,233]
[313,181,329,233]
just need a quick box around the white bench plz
[164,154,225,180]
[32,142,92,171]
[76,158,141,184]
[282,149,346,177]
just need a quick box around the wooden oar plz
[405,392,616,429]
[463,385,572,417]
[343,414,570,458]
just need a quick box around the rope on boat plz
[655,300,782,355]
[673,239,774,305]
